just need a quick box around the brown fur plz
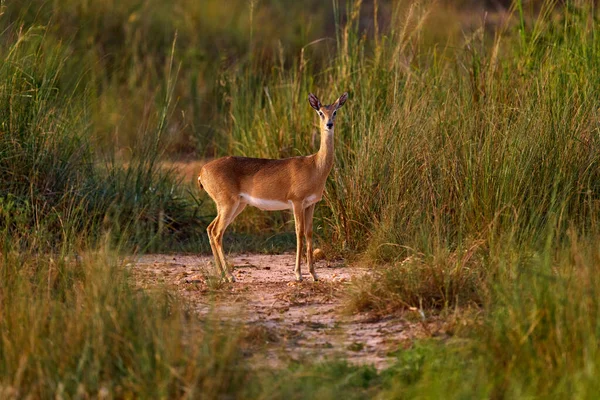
[200,155,327,205]
[199,92,348,282]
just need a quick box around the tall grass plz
[0,247,255,398]
[0,0,335,156]
[4,0,600,397]
[223,0,600,257]
[0,24,204,252]
[0,19,379,398]
[0,22,252,397]
[372,232,600,399]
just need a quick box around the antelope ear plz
[308,93,322,111]
[334,92,348,109]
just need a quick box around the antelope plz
[198,92,348,282]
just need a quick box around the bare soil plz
[130,253,445,369]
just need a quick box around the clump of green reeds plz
[0,24,204,252]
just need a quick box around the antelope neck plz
[316,127,334,174]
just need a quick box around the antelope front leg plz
[292,203,305,282]
[304,204,318,281]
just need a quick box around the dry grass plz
[347,240,488,314]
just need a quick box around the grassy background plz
[3,0,600,397]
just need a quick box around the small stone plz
[313,248,326,261]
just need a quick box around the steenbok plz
[198,92,348,282]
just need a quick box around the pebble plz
[313,248,326,261]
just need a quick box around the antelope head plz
[309,92,348,132]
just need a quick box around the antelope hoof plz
[226,274,236,283]
[311,273,319,282]
[295,274,303,282]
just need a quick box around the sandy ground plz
[130,253,444,370]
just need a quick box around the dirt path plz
[131,253,441,369]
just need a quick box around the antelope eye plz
[333,111,337,117]
[318,111,324,117]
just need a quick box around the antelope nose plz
[327,122,333,129]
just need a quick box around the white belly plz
[240,193,321,211]
[240,193,292,211]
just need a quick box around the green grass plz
[3,0,600,398]
[0,0,334,156]
[0,23,206,253]
[225,0,600,256]
[0,247,256,398]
